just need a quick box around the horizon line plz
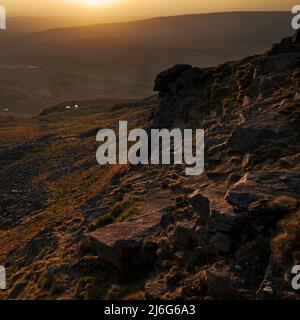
[7,9,291,21]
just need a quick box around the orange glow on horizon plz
[69,0,122,6]
[2,0,296,22]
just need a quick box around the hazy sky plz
[1,0,296,22]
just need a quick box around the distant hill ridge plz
[0,11,294,115]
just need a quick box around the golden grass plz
[272,210,300,263]
[0,106,149,261]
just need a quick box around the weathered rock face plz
[142,31,300,300]
[82,190,175,270]
[154,61,239,128]
[153,64,213,127]
[227,110,295,154]
[154,64,193,92]
[206,261,251,299]
[226,172,300,210]
[153,30,300,130]
[85,220,158,270]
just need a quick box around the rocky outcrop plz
[153,64,213,127]
[146,31,300,300]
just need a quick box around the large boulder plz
[84,211,161,269]
[154,64,192,92]
[226,172,300,211]
[227,110,294,154]
[205,195,243,233]
[172,222,197,249]
[206,261,251,299]
[153,64,212,127]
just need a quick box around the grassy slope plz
[0,104,149,261]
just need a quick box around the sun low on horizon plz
[2,0,297,22]
[69,0,122,6]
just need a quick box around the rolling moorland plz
[0,12,294,115]
[0,29,299,299]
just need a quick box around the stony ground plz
[0,33,300,300]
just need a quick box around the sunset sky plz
[1,0,296,22]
